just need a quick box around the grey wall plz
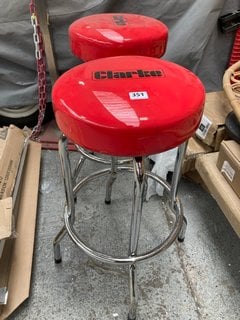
[0,0,238,108]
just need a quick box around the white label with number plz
[196,114,212,140]
[221,161,235,182]
[129,91,149,100]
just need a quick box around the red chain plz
[229,28,240,67]
[29,0,47,140]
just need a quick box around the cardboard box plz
[216,140,240,198]
[182,136,213,174]
[0,126,41,319]
[0,199,12,259]
[0,126,26,258]
[195,91,232,151]
[196,152,240,237]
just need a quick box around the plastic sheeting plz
[147,148,178,199]
[0,0,239,108]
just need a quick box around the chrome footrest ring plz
[65,167,184,266]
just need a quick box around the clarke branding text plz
[93,69,164,80]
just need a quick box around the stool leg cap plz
[178,237,185,243]
[105,199,111,205]
[55,258,62,264]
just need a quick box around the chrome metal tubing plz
[59,135,76,224]
[178,215,187,242]
[129,157,146,256]
[73,168,113,196]
[128,157,146,320]
[54,139,186,319]
[170,141,188,209]
[72,153,86,185]
[128,264,137,320]
[63,168,183,265]
[75,144,132,165]
[53,135,76,262]
[53,224,67,262]
[105,156,117,204]
[170,141,188,241]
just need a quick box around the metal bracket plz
[219,10,240,32]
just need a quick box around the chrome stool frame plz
[53,134,187,320]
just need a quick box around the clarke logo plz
[113,15,127,25]
[93,69,164,80]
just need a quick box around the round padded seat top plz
[69,13,168,61]
[52,56,205,157]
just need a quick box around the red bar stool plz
[57,13,169,212]
[69,13,168,61]
[67,13,168,167]
[52,55,205,320]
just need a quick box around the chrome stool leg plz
[170,142,188,242]
[72,151,86,203]
[53,225,67,263]
[73,146,132,205]
[178,215,187,242]
[72,151,86,185]
[128,157,146,320]
[53,135,75,263]
[105,157,117,204]
[53,145,185,318]
[128,264,137,320]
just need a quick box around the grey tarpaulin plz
[0,0,239,108]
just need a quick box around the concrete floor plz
[8,149,240,320]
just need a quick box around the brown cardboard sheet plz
[196,152,240,237]
[217,140,240,198]
[0,126,26,244]
[0,139,41,319]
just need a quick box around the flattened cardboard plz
[0,125,26,201]
[196,152,240,237]
[0,198,12,241]
[217,140,240,198]
[0,126,26,244]
[196,91,232,150]
[0,140,41,319]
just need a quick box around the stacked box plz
[217,140,240,199]
[196,91,232,151]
